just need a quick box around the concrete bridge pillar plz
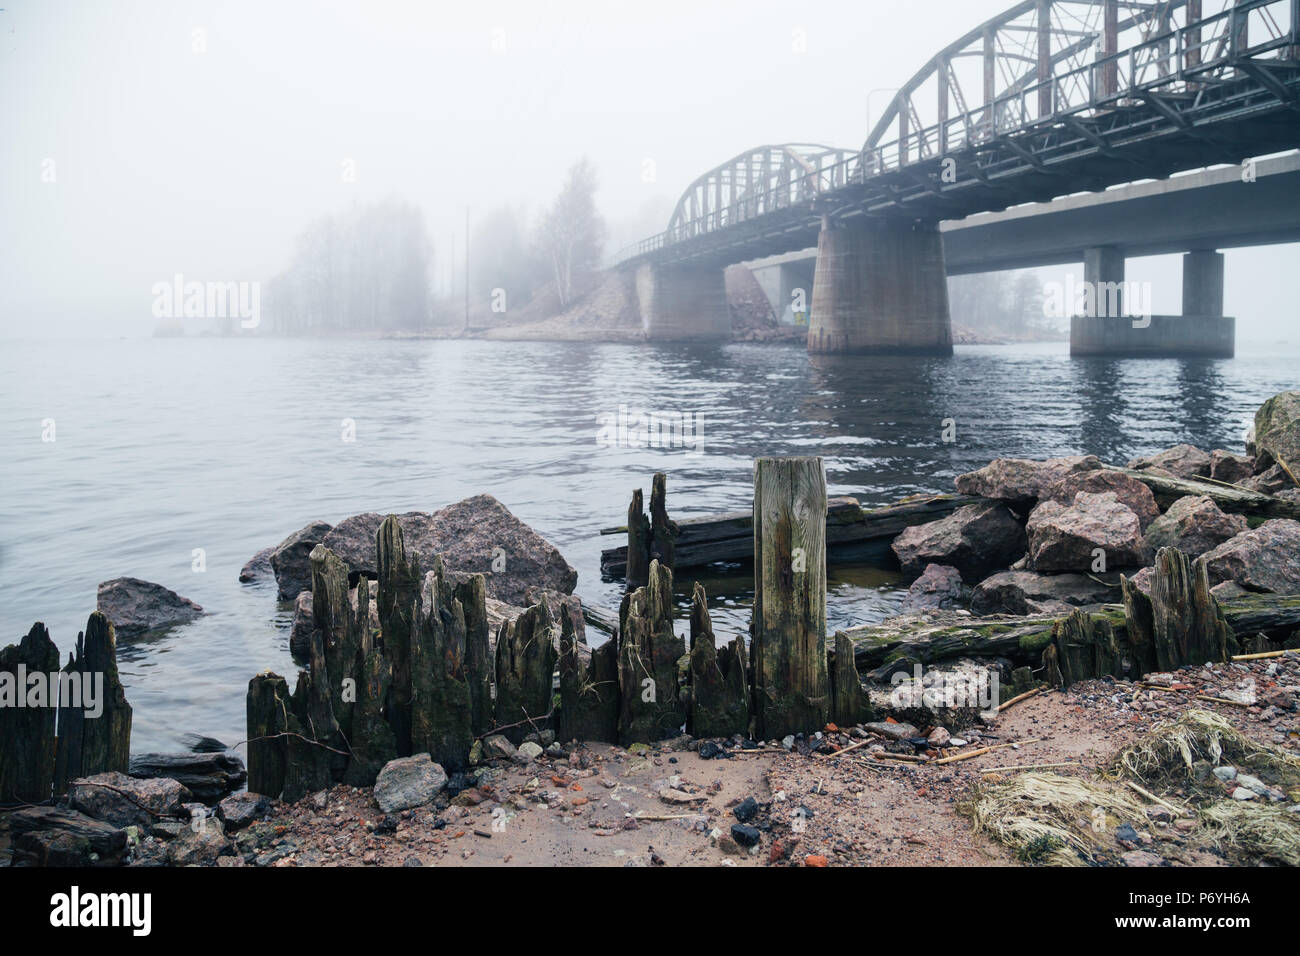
[807,217,953,354]
[1182,250,1224,316]
[634,262,730,341]
[1084,245,1125,316]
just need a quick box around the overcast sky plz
[1,0,1294,337]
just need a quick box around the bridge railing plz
[616,0,1299,264]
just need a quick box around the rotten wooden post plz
[649,472,679,569]
[246,671,291,797]
[626,488,652,590]
[617,559,687,744]
[751,456,829,740]
[455,573,494,738]
[829,631,869,727]
[54,612,131,795]
[0,623,60,805]
[1045,609,1123,688]
[494,601,557,744]
[342,602,397,787]
[687,582,748,738]
[311,544,360,742]
[411,556,473,771]
[376,514,422,756]
[558,598,619,743]
[1149,547,1237,670]
[282,623,345,803]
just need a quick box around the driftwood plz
[0,623,60,804]
[377,515,422,756]
[54,612,132,796]
[1105,465,1300,520]
[601,493,981,576]
[558,599,619,743]
[1044,609,1123,688]
[617,560,686,744]
[751,457,829,740]
[687,582,749,738]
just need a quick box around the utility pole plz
[464,206,470,332]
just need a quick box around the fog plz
[1,0,1294,339]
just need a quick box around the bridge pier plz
[807,217,953,355]
[634,263,730,342]
[1070,247,1234,358]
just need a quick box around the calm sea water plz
[2,336,1295,752]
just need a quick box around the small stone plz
[803,854,829,867]
[516,741,544,762]
[733,797,759,823]
[1121,850,1164,867]
[482,735,517,761]
[1213,766,1238,782]
[373,754,448,814]
[730,824,760,848]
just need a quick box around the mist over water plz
[2,336,1295,752]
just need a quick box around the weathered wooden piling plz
[311,544,361,742]
[649,472,679,569]
[53,612,132,796]
[494,601,557,744]
[1148,547,1237,670]
[558,599,619,743]
[377,515,423,756]
[617,559,687,744]
[246,671,291,797]
[282,625,344,803]
[626,488,651,590]
[456,574,494,737]
[829,631,869,727]
[1044,609,1124,688]
[687,582,749,738]
[411,557,474,770]
[0,623,60,805]
[342,621,396,787]
[751,456,829,740]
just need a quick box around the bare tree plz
[536,158,606,308]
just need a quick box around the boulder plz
[8,806,127,863]
[955,455,1102,503]
[288,590,314,659]
[1041,469,1159,530]
[238,547,274,583]
[166,823,231,866]
[970,570,1119,616]
[373,754,448,813]
[289,580,379,660]
[1238,463,1293,495]
[1128,566,1154,596]
[96,577,203,639]
[1026,492,1150,572]
[1200,519,1300,594]
[899,564,966,611]
[1142,495,1248,559]
[1209,450,1255,485]
[269,520,333,600]
[891,501,1027,583]
[68,771,191,828]
[216,792,272,832]
[128,752,247,803]
[1254,390,1300,484]
[1127,444,1212,480]
[319,495,576,605]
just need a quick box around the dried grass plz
[962,772,1147,866]
[1198,802,1300,866]
[1111,709,1300,788]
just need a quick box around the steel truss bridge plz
[618,0,1300,269]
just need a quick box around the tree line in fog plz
[949,270,1065,338]
[264,159,607,333]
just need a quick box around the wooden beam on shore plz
[600,493,984,576]
[836,593,1300,678]
[1103,465,1300,520]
